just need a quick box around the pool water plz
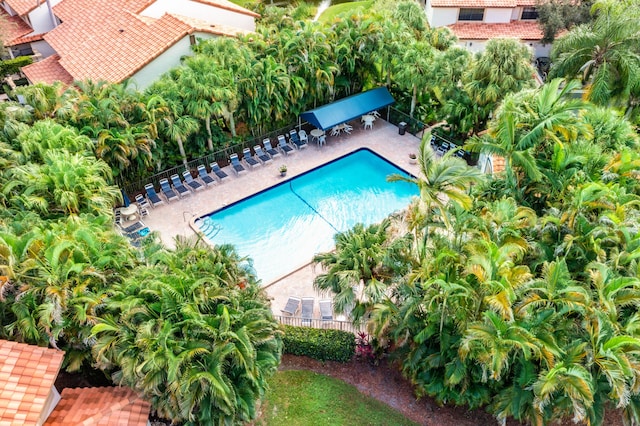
[196,149,418,284]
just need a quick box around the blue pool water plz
[196,149,418,284]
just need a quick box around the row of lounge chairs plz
[281,297,333,324]
[138,129,309,205]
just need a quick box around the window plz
[189,34,196,45]
[521,7,538,20]
[458,8,484,21]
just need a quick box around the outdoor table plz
[120,204,139,221]
[310,128,324,144]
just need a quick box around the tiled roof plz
[448,21,543,40]
[431,0,517,7]
[44,387,151,426]
[45,5,192,82]
[4,0,40,17]
[0,7,33,46]
[0,340,64,426]
[191,0,260,18]
[22,54,74,85]
[7,33,45,46]
[170,13,252,37]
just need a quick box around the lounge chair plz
[136,194,149,210]
[277,135,295,156]
[210,162,230,180]
[144,183,164,207]
[289,129,307,150]
[263,138,281,158]
[281,296,301,316]
[319,299,333,321]
[301,297,314,325]
[159,178,178,202]
[229,154,247,175]
[243,148,261,168]
[197,165,216,187]
[254,145,273,164]
[170,174,190,197]
[182,170,204,191]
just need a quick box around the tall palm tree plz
[550,0,640,112]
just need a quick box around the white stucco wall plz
[140,0,255,31]
[511,6,521,20]
[1,2,17,16]
[425,0,434,25]
[458,38,548,58]
[129,33,216,90]
[457,39,487,54]
[27,0,62,34]
[31,39,55,57]
[430,6,458,27]
[484,8,512,23]
[530,42,551,58]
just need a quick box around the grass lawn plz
[318,1,373,23]
[257,370,419,426]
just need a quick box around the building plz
[0,339,151,426]
[1,0,259,88]
[424,0,550,58]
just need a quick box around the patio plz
[141,119,422,316]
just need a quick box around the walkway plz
[141,120,421,315]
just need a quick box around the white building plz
[1,0,258,88]
[424,0,551,58]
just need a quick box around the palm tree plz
[395,40,434,117]
[313,219,409,322]
[550,0,640,112]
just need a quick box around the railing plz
[387,107,427,138]
[119,123,302,197]
[274,315,365,334]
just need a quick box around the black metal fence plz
[274,315,364,334]
[118,123,302,197]
[387,107,427,138]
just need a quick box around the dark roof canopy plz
[300,87,395,130]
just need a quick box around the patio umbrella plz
[121,189,131,207]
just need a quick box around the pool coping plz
[189,145,416,287]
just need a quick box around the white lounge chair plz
[319,299,333,321]
[301,297,314,325]
[281,296,301,316]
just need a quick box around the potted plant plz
[279,164,287,176]
[408,153,417,164]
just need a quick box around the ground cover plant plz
[258,370,419,426]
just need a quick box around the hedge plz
[282,325,355,362]
[0,57,32,76]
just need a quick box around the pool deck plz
[140,119,422,317]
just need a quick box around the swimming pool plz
[196,149,418,284]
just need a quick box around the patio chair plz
[243,148,261,168]
[159,178,178,202]
[289,129,307,150]
[317,134,326,147]
[342,123,353,134]
[330,126,341,137]
[210,162,230,180]
[277,135,295,156]
[301,297,314,325]
[263,138,281,158]
[254,145,273,164]
[229,154,247,175]
[298,129,308,144]
[144,183,164,207]
[182,170,204,191]
[170,174,191,197]
[281,296,301,316]
[197,165,216,187]
[319,299,333,321]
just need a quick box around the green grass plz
[318,1,373,23]
[258,370,419,426]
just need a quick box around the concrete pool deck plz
[140,120,422,316]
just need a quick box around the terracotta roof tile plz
[190,0,260,18]
[0,8,33,46]
[170,13,251,37]
[3,0,40,17]
[448,20,543,40]
[0,340,64,425]
[492,155,506,173]
[22,54,74,85]
[431,0,517,7]
[7,32,45,46]
[44,387,151,426]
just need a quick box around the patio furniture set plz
[281,296,334,325]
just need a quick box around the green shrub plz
[0,56,33,76]
[282,325,355,362]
